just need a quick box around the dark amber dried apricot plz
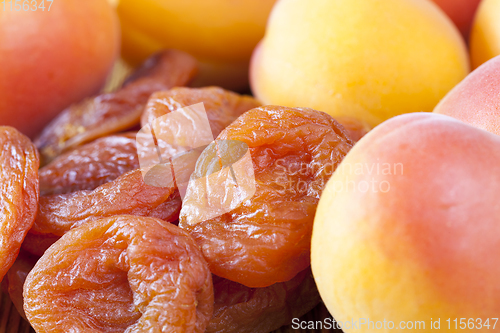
[35,50,198,164]
[39,133,139,195]
[32,169,175,236]
[21,233,60,257]
[4,251,38,320]
[0,127,39,282]
[207,268,321,333]
[141,87,261,138]
[179,106,353,287]
[24,215,213,333]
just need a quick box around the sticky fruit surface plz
[24,215,214,333]
[0,127,39,281]
[179,106,353,287]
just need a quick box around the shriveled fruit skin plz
[35,50,199,164]
[207,267,321,333]
[24,215,214,333]
[141,86,261,137]
[21,233,60,257]
[0,127,39,281]
[39,133,139,195]
[32,169,175,236]
[4,251,38,320]
[179,106,353,287]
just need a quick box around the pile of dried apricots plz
[0,50,367,332]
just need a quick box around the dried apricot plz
[32,169,175,236]
[0,127,39,282]
[39,133,139,195]
[4,251,37,320]
[141,87,261,138]
[24,215,213,333]
[136,88,260,204]
[179,106,353,287]
[21,233,60,257]
[207,268,321,333]
[35,50,198,164]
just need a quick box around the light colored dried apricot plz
[32,169,175,236]
[141,86,261,138]
[179,106,353,287]
[24,215,213,333]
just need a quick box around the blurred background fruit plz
[434,55,500,135]
[116,0,277,91]
[470,0,500,69]
[250,0,470,128]
[0,0,120,138]
[430,0,481,38]
[312,112,500,333]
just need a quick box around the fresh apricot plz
[434,55,500,136]
[250,0,469,128]
[312,113,500,333]
[470,0,500,69]
[0,0,120,137]
[117,0,277,91]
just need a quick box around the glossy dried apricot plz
[32,169,175,236]
[207,268,321,333]
[35,50,198,164]
[24,215,213,333]
[39,133,139,195]
[141,87,261,138]
[179,106,353,287]
[0,127,39,282]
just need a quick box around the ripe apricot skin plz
[312,113,500,333]
[0,0,120,137]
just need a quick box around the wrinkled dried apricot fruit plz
[179,106,353,287]
[32,169,176,236]
[3,250,37,319]
[141,86,261,138]
[0,127,39,282]
[24,215,213,333]
[39,133,139,195]
[35,50,198,164]
[207,268,321,333]
[135,87,260,208]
